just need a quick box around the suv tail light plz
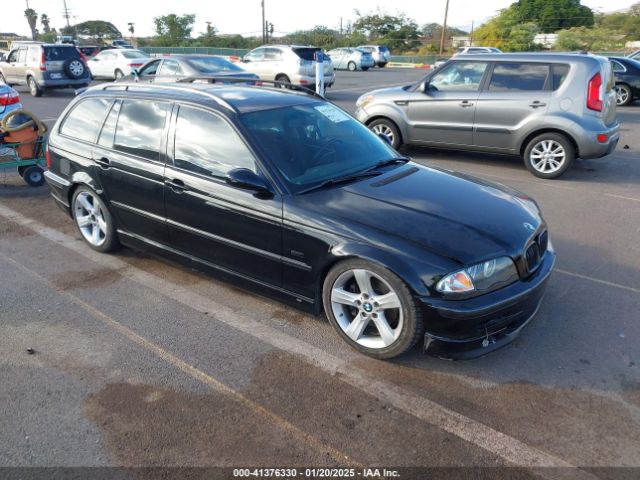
[587,72,602,112]
[40,51,47,71]
[0,91,20,106]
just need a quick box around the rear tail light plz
[0,91,20,106]
[597,133,608,143]
[45,144,51,169]
[587,72,602,112]
[77,48,88,64]
[40,51,46,71]
[127,63,142,67]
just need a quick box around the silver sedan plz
[327,48,375,71]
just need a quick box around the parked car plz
[608,56,640,106]
[356,53,619,179]
[357,45,391,67]
[119,54,259,84]
[88,49,149,80]
[0,83,21,121]
[45,80,555,360]
[78,45,102,58]
[326,48,374,71]
[111,39,133,49]
[628,50,640,61]
[241,45,335,90]
[455,46,502,55]
[0,43,90,97]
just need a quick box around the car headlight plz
[356,95,374,109]
[436,256,518,296]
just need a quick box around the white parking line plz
[555,268,640,295]
[0,203,604,477]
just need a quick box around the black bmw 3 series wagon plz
[44,80,555,359]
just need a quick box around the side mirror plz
[226,168,271,195]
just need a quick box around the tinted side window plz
[174,106,255,178]
[551,64,570,90]
[114,100,170,161]
[610,60,625,72]
[430,62,488,91]
[139,59,160,75]
[488,63,549,92]
[60,97,112,143]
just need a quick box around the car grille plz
[525,230,548,273]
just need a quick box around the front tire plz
[27,76,43,97]
[71,186,120,252]
[368,118,401,149]
[524,133,575,179]
[348,61,357,71]
[615,84,633,106]
[323,259,423,359]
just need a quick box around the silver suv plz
[357,45,390,67]
[0,42,90,97]
[356,53,619,178]
[241,45,335,90]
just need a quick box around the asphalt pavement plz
[0,69,639,478]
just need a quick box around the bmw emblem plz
[363,303,373,313]
[523,222,536,232]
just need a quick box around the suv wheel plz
[323,259,423,359]
[524,133,575,179]
[615,84,632,106]
[72,186,120,252]
[64,58,86,79]
[368,118,401,149]
[275,74,290,87]
[27,76,43,97]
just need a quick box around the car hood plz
[291,163,543,265]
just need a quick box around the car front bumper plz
[419,248,556,360]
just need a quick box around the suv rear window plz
[551,64,570,90]
[60,97,112,143]
[45,46,79,61]
[488,63,549,91]
[293,48,320,61]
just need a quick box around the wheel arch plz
[519,128,579,158]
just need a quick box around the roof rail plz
[93,82,236,111]
[176,76,324,99]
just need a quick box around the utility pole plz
[340,17,343,37]
[62,0,71,28]
[439,0,450,55]
[469,20,474,46]
[261,0,266,44]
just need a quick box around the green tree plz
[41,14,51,34]
[512,0,594,33]
[153,14,196,46]
[72,20,122,40]
[474,7,541,51]
[353,9,420,51]
[25,8,38,40]
[198,21,218,46]
[556,26,625,50]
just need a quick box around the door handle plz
[529,101,546,108]
[459,100,474,107]
[94,157,110,169]
[165,178,186,193]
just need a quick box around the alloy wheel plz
[615,85,630,106]
[371,123,395,146]
[73,191,108,247]
[330,268,403,349]
[529,140,566,174]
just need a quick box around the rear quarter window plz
[114,99,170,161]
[293,48,320,61]
[59,97,112,143]
[551,64,570,90]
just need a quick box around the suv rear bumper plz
[578,122,620,159]
[292,73,336,88]
[39,77,90,88]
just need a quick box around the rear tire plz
[275,74,290,88]
[368,118,402,149]
[114,69,124,80]
[22,166,45,187]
[323,259,423,359]
[361,67,369,71]
[523,133,575,179]
[27,76,43,97]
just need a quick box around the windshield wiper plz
[297,171,382,195]
[365,157,410,172]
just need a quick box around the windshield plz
[240,102,402,193]
[186,56,243,73]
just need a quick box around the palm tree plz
[41,13,51,34]
[25,8,38,40]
